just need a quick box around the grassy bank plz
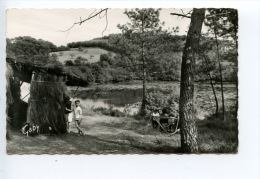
[68,80,237,92]
[8,81,238,154]
[7,109,238,154]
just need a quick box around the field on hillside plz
[50,47,113,64]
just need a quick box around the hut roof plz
[6,57,88,87]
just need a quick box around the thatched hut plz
[6,63,14,139]
[6,57,88,135]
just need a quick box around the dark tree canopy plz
[205,8,238,41]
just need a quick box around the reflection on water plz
[20,82,237,116]
[74,89,143,107]
[20,83,143,113]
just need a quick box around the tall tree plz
[198,50,219,115]
[117,8,165,115]
[196,35,220,115]
[178,8,205,153]
[204,8,238,119]
[213,24,226,120]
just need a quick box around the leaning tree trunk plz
[26,72,68,134]
[179,8,205,153]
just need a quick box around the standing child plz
[65,97,73,133]
[151,109,160,129]
[74,100,84,136]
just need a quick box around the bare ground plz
[7,115,181,155]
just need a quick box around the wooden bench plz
[151,116,179,134]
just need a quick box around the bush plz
[65,60,74,66]
[93,107,126,117]
[146,90,179,117]
[78,46,83,52]
[74,56,88,66]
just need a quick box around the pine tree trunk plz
[213,24,225,121]
[208,73,219,115]
[235,35,238,113]
[202,53,219,115]
[141,41,147,116]
[179,8,205,153]
[140,16,147,116]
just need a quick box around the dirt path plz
[7,115,181,155]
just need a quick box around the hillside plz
[7,35,238,85]
[50,47,115,64]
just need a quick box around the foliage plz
[117,8,168,115]
[205,8,238,42]
[196,33,237,82]
[64,60,74,66]
[93,107,126,117]
[80,66,95,83]
[66,30,236,83]
[51,45,70,52]
[100,53,114,65]
[78,46,83,52]
[145,90,179,117]
[203,8,238,83]
[74,56,88,66]
[50,53,58,61]
[7,36,56,58]
[6,36,62,69]
[67,40,117,53]
[6,26,238,85]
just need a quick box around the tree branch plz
[102,10,108,36]
[59,8,109,32]
[170,13,191,19]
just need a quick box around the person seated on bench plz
[158,107,170,131]
[151,109,160,129]
[161,107,169,118]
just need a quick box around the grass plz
[9,81,238,154]
[50,47,114,64]
[7,109,238,154]
[92,107,126,117]
[197,111,238,153]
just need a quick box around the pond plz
[21,82,237,117]
[71,82,237,117]
[71,88,145,115]
[20,83,145,115]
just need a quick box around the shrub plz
[78,46,83,52]
[65,60,74,66]
[93,107,126,117]
[110,109,125,117]
[146,90,179,117]
[74,56,88,66]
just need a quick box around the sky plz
[6,8,192,46]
